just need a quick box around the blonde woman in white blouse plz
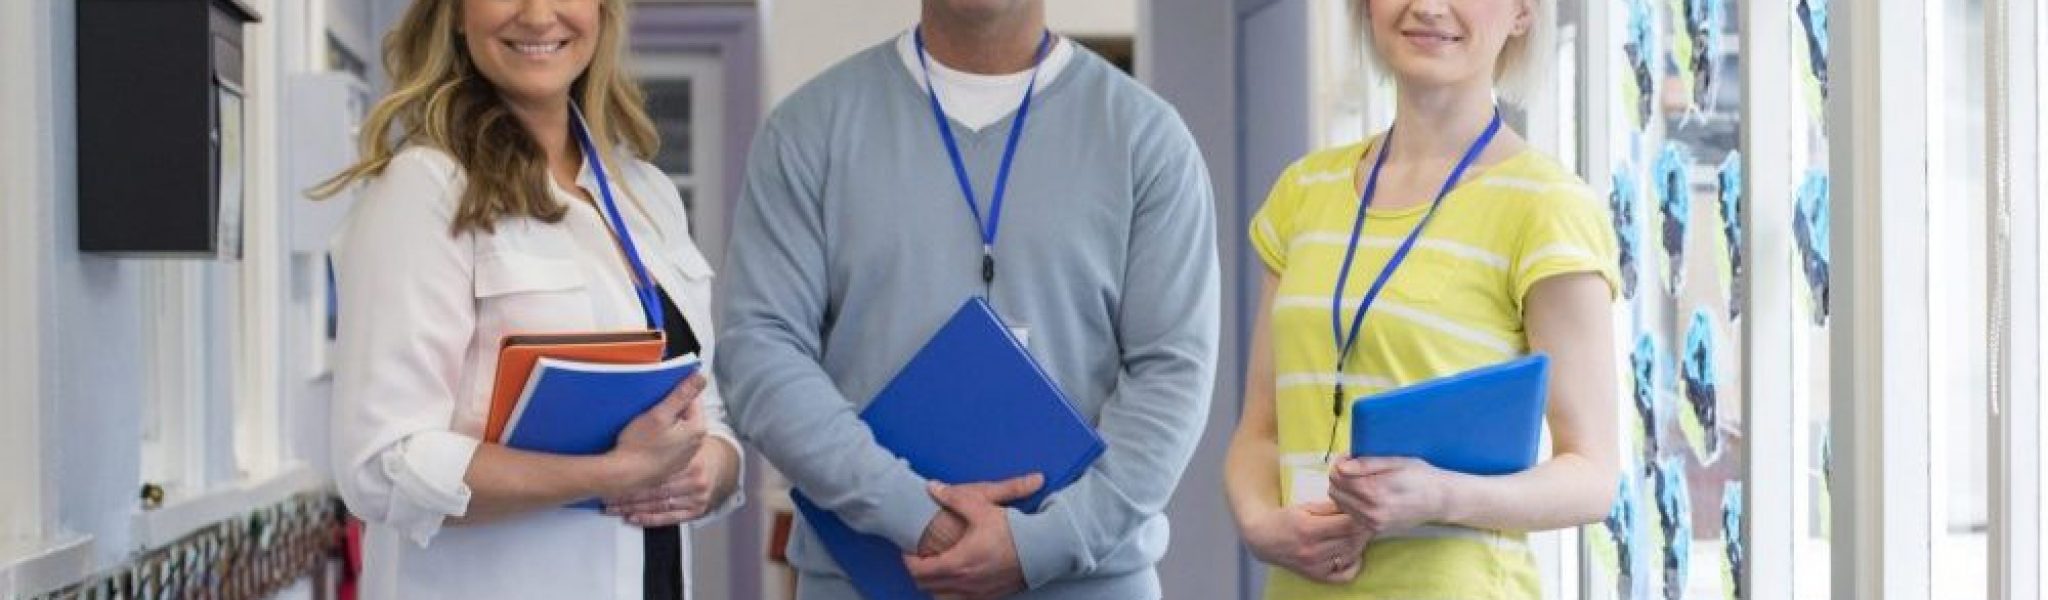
[312,0,742,597]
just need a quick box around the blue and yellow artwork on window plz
[1630,332,1663,462]
[1624,0,1659,130]
[1717,151,1743,321]
[1722,482,1746,600]
[1654,456,1692,600]
[1593,468,1648,599]
[1795,170,1831,326]
[1655,143,1691,295]
[1797,0,1830,114]
[1679,308,1721,461]
[1590,0,1752,596]
[1614,168,1645,300]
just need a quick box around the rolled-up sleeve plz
[329,148,481,547]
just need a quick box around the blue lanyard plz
[914,28,1054,286]
[1328,109,1503,416]
[571,106,664,331]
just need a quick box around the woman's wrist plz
[1242,504,1289,557]
[1229,503,1270,548]
[595,450,656,497]
[704,437,742,504]
[1433,470,1475,526]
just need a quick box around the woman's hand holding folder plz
[603,434,737,527]
[1242,499,1373,584]
[1327,456,1454,536]
[603,375,711,496]
[450,375,711,524]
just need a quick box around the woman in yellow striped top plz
[1223,0,1621,598]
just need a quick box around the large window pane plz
[1587,0,1748,598]
[1930,0,1990,595]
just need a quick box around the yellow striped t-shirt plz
[1251,139,1619,600]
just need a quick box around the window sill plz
[0,534,95,597]
[130,463,324,550]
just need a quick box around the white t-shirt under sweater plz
[893,29,1076,132]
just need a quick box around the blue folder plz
[503,354,702,509]
[1349,354,1549,475]
[793,297,1105,600]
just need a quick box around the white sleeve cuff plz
[692,430,748,526]
[378,431,480,547]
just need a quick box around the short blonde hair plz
[1351,0,1555,104]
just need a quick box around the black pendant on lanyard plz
[1328,110,1504,422]
[914,28,1055,287]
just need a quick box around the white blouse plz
[330,146,744,600]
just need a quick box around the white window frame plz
[2039,0,2047,585]
[1987,0,2041,597]
[1924,0,1989,589]
[0,0,49,558]
[1,1,95,595]
[1738,0,1799,595]
[140,262,213,503]
[1829,1,1936,598]
[232,0,286,481]
[1569,0,1619,595]
[633,52,726,259]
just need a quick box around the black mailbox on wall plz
[77,0,261,257]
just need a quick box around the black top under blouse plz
[643,285,698,600]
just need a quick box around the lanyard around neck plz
[1327,109,1504,418]
[914,27,1054,287]
[571,105,664,331]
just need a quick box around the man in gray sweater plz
[715,1,1218,597]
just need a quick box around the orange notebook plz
[484,330,667,443]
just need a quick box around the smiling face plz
[1362,0,1532,93]
[460,0,602,108]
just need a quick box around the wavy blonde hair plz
[310,0,658,235]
